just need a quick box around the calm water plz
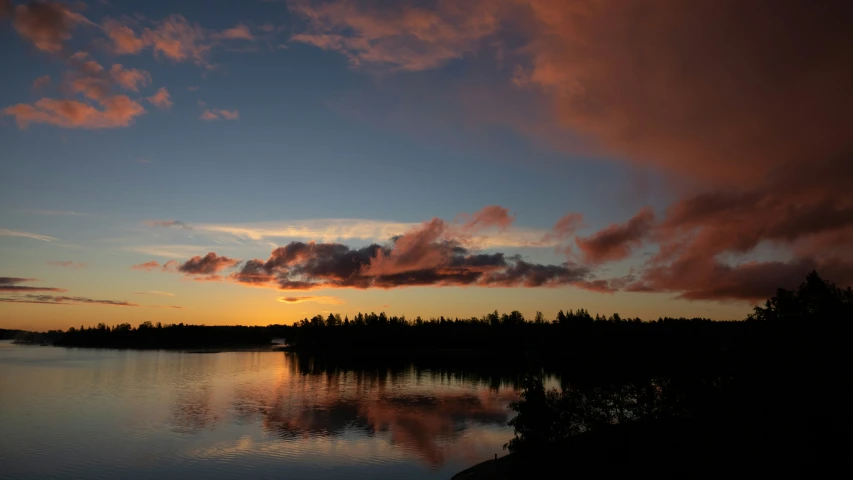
[0,340,519,480]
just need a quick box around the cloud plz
[32,75,51,89]
[288,0,503,72]
[109,64,150,91]
[575,208,655,264]
[200,108,239,120]
[0,277,67,293]
[216,23,254,41]
[12,1,93,53]
[0,228,56,241]
[0,277,35,285]
[550,213,584,240]
[102,17,146,54]
[130,210,597,292]
[627,256,853,302]
[3,95,146,129]
[146,87,172,109]
[132,291,175,296]
[144,219,189,229]
[4,56,148,129]
[278,1,853,301]
[24,209,91,216]
[513,0,853,185]
[0,0,11,18]
[0,294,138,306]
[131,260,161,271]
[177,252,239,275]
[458,205,514,232]
[142,14,212,66]
[192,215,551,248]
[218,215,592,291]
[276,295,344,305]
[46,260,86,269]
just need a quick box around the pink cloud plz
[109,64,151,91]
[200,108,239,120]
[131,260,160,271]
[146,87,172,109]
[142,14,211,66]
[575,208,655,264]
[288,0,503,72]
[32,75,51,89]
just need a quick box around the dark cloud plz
[0,277,66,292]
[0,0,12,19]
[177,252,239,275]
[0,277,35,285]
[226,219,591,290]
[12,1,91,53]
[628,256,853,302]
[0,294,138,306]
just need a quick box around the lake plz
[0,340,519,480]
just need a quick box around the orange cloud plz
[109,64,151,91]
[3,95,145,129]
[132,260,161,271]
[102,17,147,54]
[4,54,150,129]
[146,87,172,109]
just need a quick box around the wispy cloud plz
[200,108,239,120]
[131,260,161,271]
[0,228,57,241]
[132,291,175,296]
[192,219,552,248]
[127,245,221,258]
[47,260,87,269]
[0,277,67,293]
[23,209,92,216]
[277,295,345,305]
[144,220,190,229]
[0,294,138,307]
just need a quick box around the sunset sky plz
[2,0,852,331]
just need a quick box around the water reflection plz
[0,343,523,479]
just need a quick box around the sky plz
[1,0,852,331]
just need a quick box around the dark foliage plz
[503,271,853,456]
[52,322,277,349]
